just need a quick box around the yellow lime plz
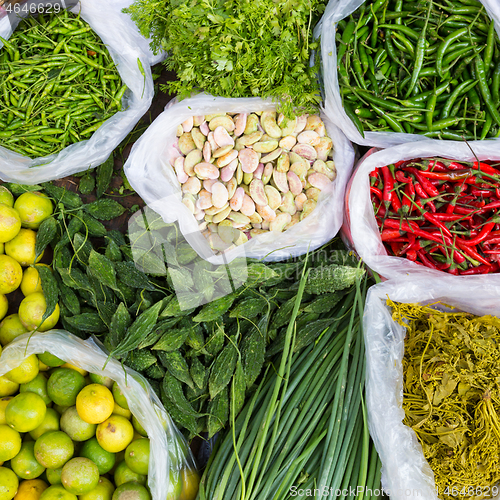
[13,478,48,500]
[20,373,51,405]
[0,375,19,397]
[0,187,14,208]
[21,266,50,296]
[111,383,128,410]
[13,193,53,231]
[96,415,133,453]
[0,315,28,346]
[0,295,7,323]
[34,431,74,470]
[0,396,13,424]
[0,466,19,500]
[88,373,113,389]
[47,369,85,407]
[113,460,146,487]
[79,477,114,500]
[38,360,50,372]
[29,408,60,441]
[5,355,39,385]
[0,243,3,254]
[79,438,115,476]
[60,406,96,442]
[131,416,147,437]
[0,424,22,461]
[76,384,114,425]
[0,255,22,294]
[5,392,46,433]
[39,485,76,500]
[178,468,200,500]
[111,483,150,500]
[111,402,131,420]
[61,458,99,496]
[45,468,62,486]
[0,204,21,243]
[11,441,45,480]
[36,353,64,368]
[5,229,43,267]
[18,293,60,332]
[124,438,149,476]
[60,363,87,377]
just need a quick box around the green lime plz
[0,187,14,208]
[61,458,99,495]
[0,314,28,346]
[131,416,147,437]
[0,424,21,461]
[88,373,114,389]
[5,354,39,385]
[0,466,19,500]
[34,431,74,469]
[0,375,18,398]
[5,392,46,433]
[112,483,151,500]
[79,477,115,500]
[167,470,184,500]
[46,467,63,485]
[39,485,77,500]
[124,438,150,475]
[29,407,60,440]
[111,383,128,410]
[52,404,70,416]
[11,441,45,480]
[37,352,65,368]
[80,437,115,475]
[113,460,146,487]
[20,372,51,405]
[47,369,85,407]
[60,406,96,441]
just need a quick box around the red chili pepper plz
[446,161,468,170]
[421,212,453,238]
[370,186,383,199]
[380,166,394,211]
[417,249,441,270]
[472,161,500,176]
[406,250,417,261]
[418,169,472,181]
[457,222,495,246]
[478,200,500,213]
[380,229,404,241]
[405,167,440,197]
[370,169,379,186]
[456,243,491,266]
[426,159,447,171]
[431,213,471,222]
[496,187,500,199]
[459,262,499,275]
[380,218,420,232]
[470,188,494,197]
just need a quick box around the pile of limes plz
[0,186,60,345]
[0,351,198,500]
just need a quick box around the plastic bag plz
[124,93,355,264]
[0,330,196,499]
[344,139,500,281]
[0,0,160,184]
[364,276,500,500]
[320,0,500,147]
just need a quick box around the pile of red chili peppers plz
[370,157,500,275]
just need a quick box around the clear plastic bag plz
[0,329,196,499]
[344,139,500,281]
[123,93,355,264]
[0,0,161,184]
[364,277,500,500]
[320,0,500,147]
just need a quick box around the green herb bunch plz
[124,0,328,117]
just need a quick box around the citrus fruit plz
[21,266,49,296]
[131,416,147,438]
[5,230,43,267]
[20,373,51,405]
[5,355,39,385]
[60,363,87,377]
[13,193,53,231]
[6,392,46,433]
[60,406,96,442]
[0,295,7,322]
[167,471,184,500]
[111,403,131,420]
[0,396,13,424]
[11,441,45,480]
[34,431,74,469]
[13,478,48,500]
[52,405,69,416]
[18,294,60,332]
[47,369,85,407]
[178,469,199,500]
[76,384,114,425]
[79,438,115,475]
[124,438,149,476]
[61,458,99,495]
[88,373,113,389]
[39,485,76,500]
[0,424,22,461]
[0,187,14,208]
[0,243,3,254]
[45,468,62,486]
[96,415,133,453]
[113,460,147,487]
[0,375,19,397]
[111,482,150,500]
[0,466,19,500]
[111,383,128,410]
[79,477,114,500]
[37,360,50,372]
[0,315,28,346]
[0,255,23,294]
[36,353,64,368]
[0,204,21,243]
[29,408,60,441]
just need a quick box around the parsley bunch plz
[124,0,327,117]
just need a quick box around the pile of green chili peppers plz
[338,0,500,140]
[0,10,127,158]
